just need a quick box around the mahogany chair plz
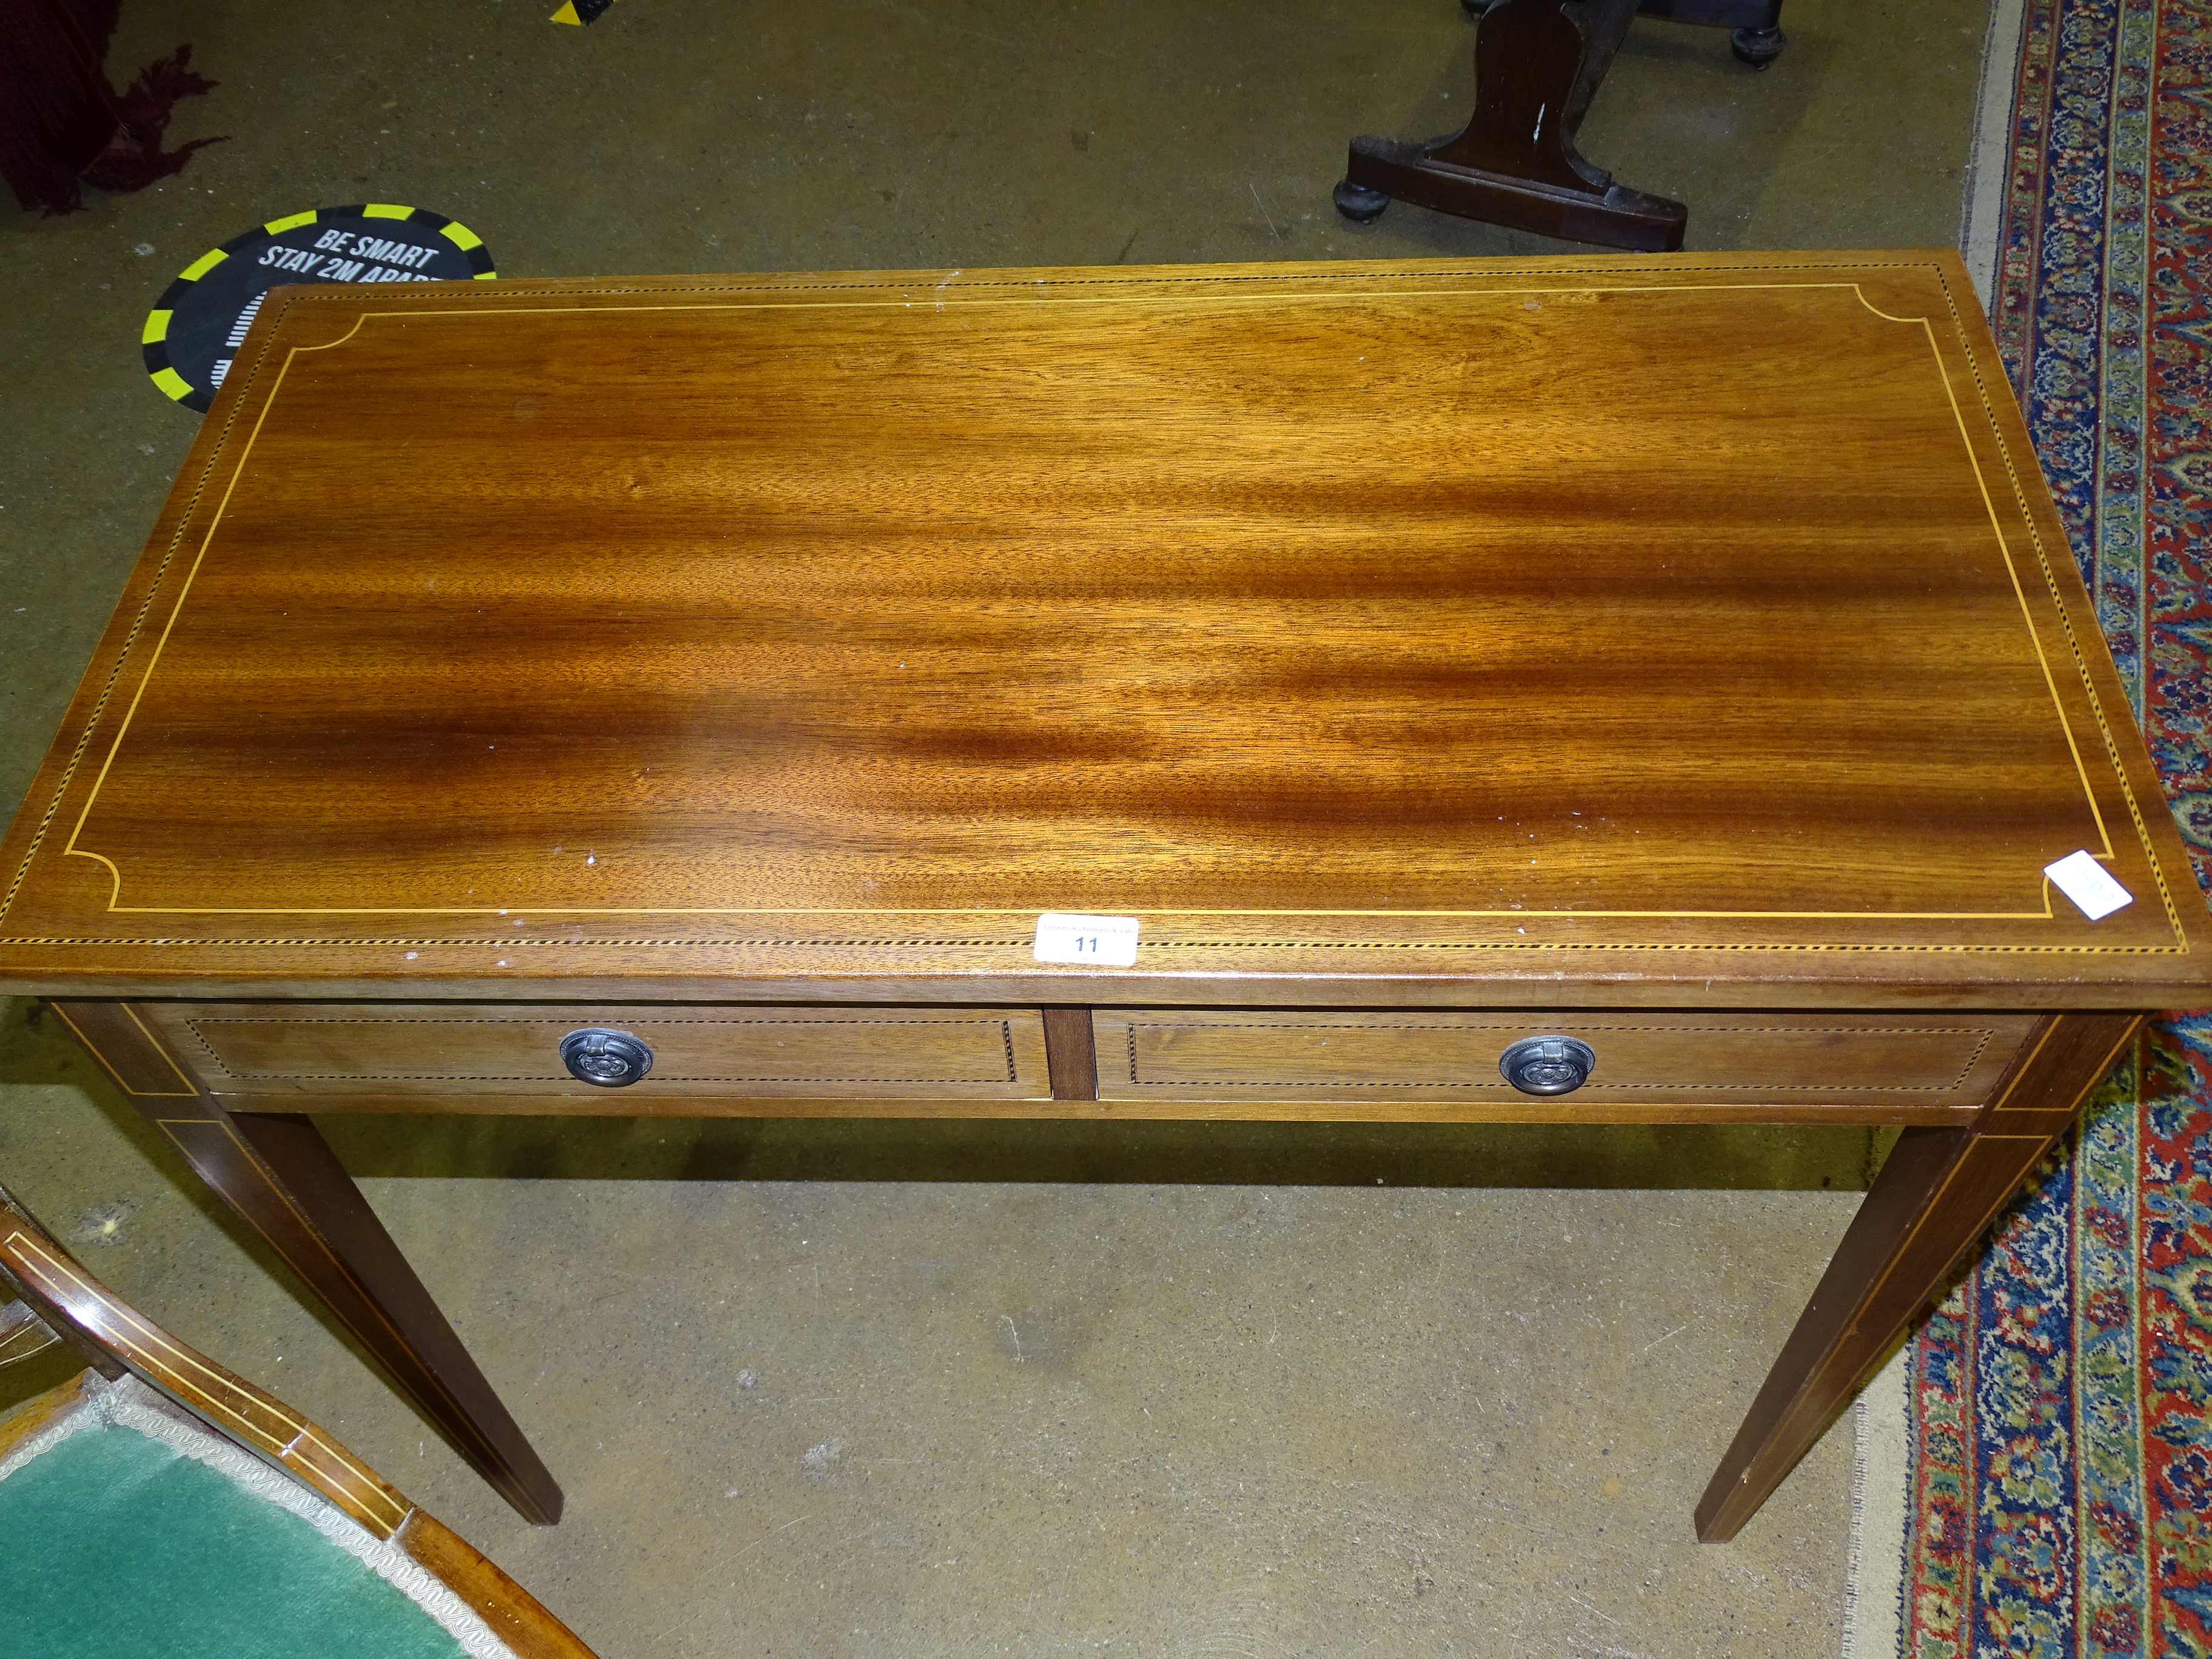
[1336,0,1788,250]
[0,1184,600,1658]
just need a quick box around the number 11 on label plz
[1033,913,1141,967]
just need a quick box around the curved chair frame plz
[0,1183,598,1659]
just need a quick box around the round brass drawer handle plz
[1498,1035,1596,1096]
[560,1028,654,1088]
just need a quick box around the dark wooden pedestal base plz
[1339,0,1685,251]
[1338,135,1686,250]
[1343,0,1787,247]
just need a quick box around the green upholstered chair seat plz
[0,1378,504,1658]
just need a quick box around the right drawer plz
[1091,1010,2040,1111]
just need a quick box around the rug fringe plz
[1843,1344,1911,1659]
[1960,0,2031,307]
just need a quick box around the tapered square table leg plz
[1695,1012,2140,1541]
[49,1000,565,1525]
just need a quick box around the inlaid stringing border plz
[181,1013,1025,1085]
[2,258,2191,954]
[0,1228,408,1536]
[1113,1020,2001,1093]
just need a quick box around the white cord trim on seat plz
[0,1372,522,1659]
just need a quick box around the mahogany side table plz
[2,250,2204,1540]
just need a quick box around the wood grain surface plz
[394,1509,604,1659]
[1091,1008,2037,1109]
[142,1000,1051,1099]
[0,252,2202,1006]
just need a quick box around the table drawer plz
[1091,1010,2040,1111]
[141,1003,1051,1101]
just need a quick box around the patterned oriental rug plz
[1848,1,2212,1654]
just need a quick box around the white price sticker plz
[2045,850,2133,920]
[1033,912,1141,967]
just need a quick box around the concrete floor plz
[0,2,1998,1653]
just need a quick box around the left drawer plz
[128,1002,1051,1101]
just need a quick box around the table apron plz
[75,999,2040,1125]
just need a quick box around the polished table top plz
[1,249,2202,1007]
